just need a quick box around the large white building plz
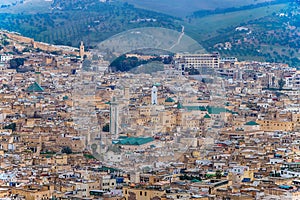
[285,72,300,89]
[174,53,220,73]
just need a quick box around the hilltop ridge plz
[0,0,299,67]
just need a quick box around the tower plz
[124,86,130,100]
[80,41,85,60]
[110,97,119,140]
[151,86,158,105]
[31,40,37,49]
[35,67,41,85]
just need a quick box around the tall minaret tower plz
[110,97,119,140]
[35,67,41,85]
[80,41,85,60]
[124,86,130,100]
[151,86,158,105]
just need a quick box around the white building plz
[151,86,158,105]
[100,175,116,191]
[0,54,13,62]
[174,53,220,73]
[284,72,300,89]
[280,162,300,178]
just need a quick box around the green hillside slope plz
[119,0,274,17]
[0,1,181,47]
[0,0,299,67]
[187,2,299,67]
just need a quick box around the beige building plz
[11,185,53,200]
[175,53,220,70]
[257,120,295,132]
[123,187,166,200]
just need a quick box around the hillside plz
[0,0,52,13]
[187,1,300,67]
[0,0,181,47]
[119,0,275,17]
[0,0,299,67]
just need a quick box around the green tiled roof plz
[245,121,259,126]
[191,179,201,183]
[117,137,154,146]
[165,97,175,102]
[185,106,207,111]
[178,105,233,114]
[27,82,44,92]
[204,114,211,119]
[177,103,183,109]
[207,107,228,114]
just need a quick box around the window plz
[140,191,142,196]
[145,192,147,196]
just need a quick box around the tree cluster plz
[9,58,25,69]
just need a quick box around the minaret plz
[80,41,85,60]
[110,97,119,140]
[124,86,130,100]
[151,86,158,105]
[35,67,41,85]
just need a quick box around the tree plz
[2,40,9,46]
[61,146,72,154]
[22,47,31,53]
[188,67,200,75]
[216,170,222,179]
[278,78,285,90]
[9,58,25,69]
[272,76,275,86]
[91,143,98,152]
[4,123,16,132]
[102,124,109,132]
[82,59,92,71]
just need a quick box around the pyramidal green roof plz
[191,179,201,183]
[177,103,183,109]
[204,114,211,119]
[63,95,69,100]
[27,82,44,92]
[165,97,175,102]
[245,121,259,126]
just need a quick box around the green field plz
[0,0,52,13]
[120,0,274,17]
[196,2,299,67]
[0,2,182,47]
[186,3,289,41]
